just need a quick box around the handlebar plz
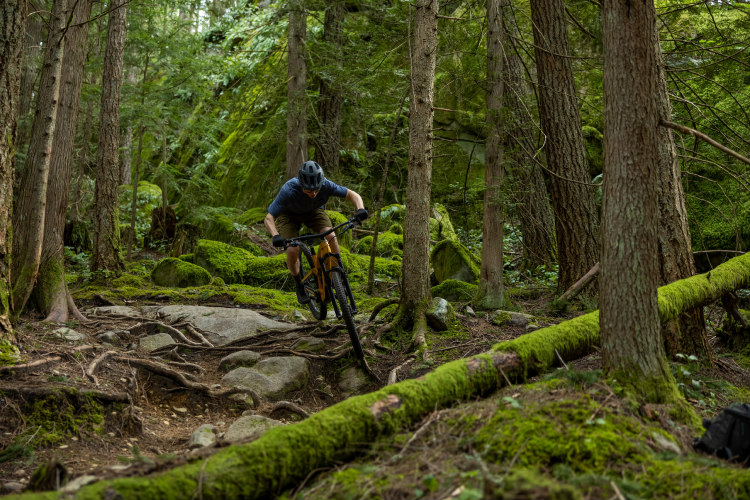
[284,217,359,248]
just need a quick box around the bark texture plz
[475,0,506,310]
[0,0,27,335]
[314,1,344,173]
[400,0,438,327]
[503,6,556,270]
[33,0,92,321]
[653,33,710,361]
[93,0,127,272]
[285,0,307,180]
[11,0,67,315]
[601,0,671,388]
[530,0,599,292]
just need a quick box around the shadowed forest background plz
[1,0,750,498]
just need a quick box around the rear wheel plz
[330,269,364,361]
[299,244,326,320]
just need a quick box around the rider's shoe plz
[296,283,311,304]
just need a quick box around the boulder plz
[338,367,370,397]
[431,279,478,302]
[354,231,403,258]
[222,356,310,401]
[223,415,282,442]
[291,336,326,353]
[53,327,85,342]
[188,424,217,449]
[139,333,176,352]
[140,305,288,346]
[151,257,212,288]
[490,310,534,328]
[425,297,454,332]
[193,240,288,287]
[431,203,458,241]
[430,239,480,284]
[219,351,261,372]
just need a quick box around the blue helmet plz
[298,161,324,190]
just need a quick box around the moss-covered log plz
[10,252,750,500]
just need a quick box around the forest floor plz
[1,273,749,499]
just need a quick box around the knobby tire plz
[330,269,365,362]
[299,244,326,320]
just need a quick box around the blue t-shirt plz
[267,178,348,217]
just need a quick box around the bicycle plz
[283,217,365,363]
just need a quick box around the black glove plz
[354,208,369,223]
[272,235,286,248]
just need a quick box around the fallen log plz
[10,252,750,500]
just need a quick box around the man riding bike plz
[264,161,368,305]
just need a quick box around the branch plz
[661,120,750,166]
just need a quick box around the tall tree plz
[33,0,93,321]
[600,0,676,399]
[654,34,710,362]
[503,6,556,270]
[398,0,438,349]
[313,1,345,173]
[475,0,505,310]
[286,0,307,180]
[530,0,599,292]
[11,0,67,316]
[93,0,127,272]
[0,0,28,336]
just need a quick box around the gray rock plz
[223,415,282,442]
[88,305,141,318]
[219,351,261,372]
[53,327,85,342]
[339,366,369,397]
[291,336,325,353]
[96,330,123,344]
[465,305,476,317]
[490,310,534,328]
[222,356,310,401]
[140,305,289,346]
[60,475,98,494]
[293,310,306,322]
[139,333,176,352]
[425,297,453,332]
[188,424,217,449]
[1,482,24,494]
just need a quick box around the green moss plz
[353,231,403,258]
[179,253,195,263]
[431,279,478,302]
[430,239,481,284]
[194,239,256,284]
[0,339,21,366]
[22,391,106,448]
[325,210,352,249]
[431,203,458,241]
[151,258,213,288]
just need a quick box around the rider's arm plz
[345,189,365,210]
[264,213,279,237]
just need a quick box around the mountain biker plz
[264,160,368,305]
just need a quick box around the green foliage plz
[431,279,478,302]
[118,181,162,246]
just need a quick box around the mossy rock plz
[431,279,478,302]
[182,206,263,255]
[193,239,290,288]
[431,203,458,241]
[194,239,256,284]
[325,210,352,249]
[430,239,480,284]
[151,258,212,288]
[353,231,403,258]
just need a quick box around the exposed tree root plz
[270,401,310,419]
[0,384,131,403]
[0,357,61,375]
[387,356,416,385]
[368,298,399,323]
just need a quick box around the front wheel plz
[299,244,327,320]
[330,269,364,362]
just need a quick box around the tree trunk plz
[11,0,67,316]
[475,0,505,310]
[93,0,127,272]
[399,0,438,346]
[503,7,556,270]
[601,0,675,401]
[530,0,599,292]
[313,1,344,173]
[285,0,307,180]
[17,7,42,154]
[0,0,27,336]
[33,0,92,322]
[653,32,710,362]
